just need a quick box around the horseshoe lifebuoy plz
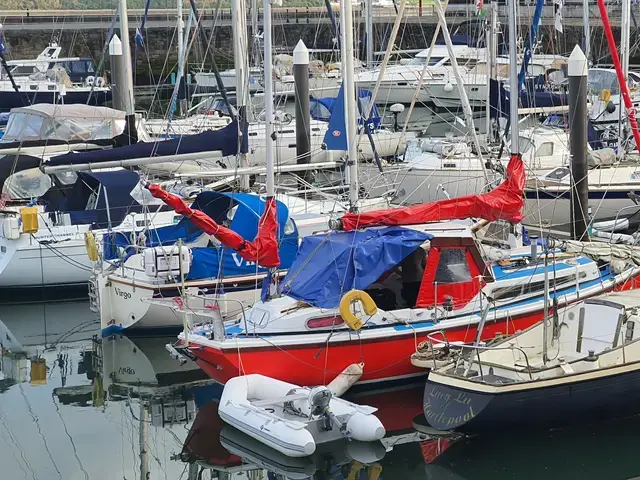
[339,289,378,331]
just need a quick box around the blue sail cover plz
[46,119,246,167]
[322,85,382,151]
[44,170,144,228]
[281,226,432,309]
[103,191,299,280]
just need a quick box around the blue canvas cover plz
[281,226,432,309]
[45,170,143,228]
[103,191,299,280]
[46,119,246,168]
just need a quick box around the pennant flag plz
[554,0,563,33]
[261,269,273,302]
[135,28,144,47]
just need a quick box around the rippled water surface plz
[0,301,638,480]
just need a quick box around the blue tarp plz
[281,226,432,309]
[46,119,246,167]
[103,191,299,280]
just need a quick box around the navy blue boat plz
[422,290,640,434]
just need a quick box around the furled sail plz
[337,154,525,231]
[147,184,280,268]
[45,119,246,168]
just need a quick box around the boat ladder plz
[88,269,100,314]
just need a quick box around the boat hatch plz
[416,237,489,310]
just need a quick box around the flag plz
[475,0,484,15]
[261,269,273,302]
[554,0,563,33]
[0,33,7,55]
[135,28,144,47]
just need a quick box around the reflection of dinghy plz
[220,425,387,479]
[219,374,386,457]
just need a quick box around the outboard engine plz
[308,386,337,432]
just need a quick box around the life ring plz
[85,231,99,262]
[339,289,377,331]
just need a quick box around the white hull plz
[99,271,267,335]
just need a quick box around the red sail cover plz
[147,184,280,267]
[340,154,525,231]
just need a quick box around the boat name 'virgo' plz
[114,287,132,299]
[231,253,256,267]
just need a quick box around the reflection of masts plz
[140,402,150,480]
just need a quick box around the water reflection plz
[1,302,638,479]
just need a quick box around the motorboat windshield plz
[1,105,125,143]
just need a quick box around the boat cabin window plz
[517,137,534,154]
[408,56,446,67]
[364,246,428,311]
[283,217,295,235]
[535,142,554,157]
[9,65,39,76]
[2,168,53,201]
[588,70,620,96]
[2,113,45,142]
[434,248,472,284]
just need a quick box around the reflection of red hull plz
[346,386,425,433]
[188,277,640,387]
[189,311,541,386]
[182,401,242,467]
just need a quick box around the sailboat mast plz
[232,0,250,189]
[118,0,136,117]
[507,0,519,157]
[263,0,275,196]
[619,0,631,159]
[583,0,590,63]
[177,0,184,65]
[340,0,359,209]
[364,0,374,68]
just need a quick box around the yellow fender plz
[339,289,377,331]
[85,231,99,262]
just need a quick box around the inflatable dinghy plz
[218,374,386,457]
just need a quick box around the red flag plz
[147,184,280,267]
[339,154,525,231]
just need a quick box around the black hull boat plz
[422,290,640,434]
[424,362,640,434]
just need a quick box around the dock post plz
[294,39,311,190]
[568,45,589,241]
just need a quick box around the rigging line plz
[1,389,38,480]
[19,385,63,479]
[52,396,90,480]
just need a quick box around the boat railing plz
[453,343,534,381]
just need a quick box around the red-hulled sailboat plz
[169,154,640,387]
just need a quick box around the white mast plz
[619,0,631,159]
[364,0,374,68]
[177,0,184,65]
[485,5,497,143]
[118,0,135,116]
[263,0,275,196]
[583,0,590,63]
[434,0,486,181]
[340,0,359,209]
[232,0,250,189]
[507,0,519,155]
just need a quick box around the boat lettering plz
[114,287,132,300]
[231,253,256,267]
[118,366,135,375]
[424,385,478,429]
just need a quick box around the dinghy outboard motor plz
[309,386,338,432]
